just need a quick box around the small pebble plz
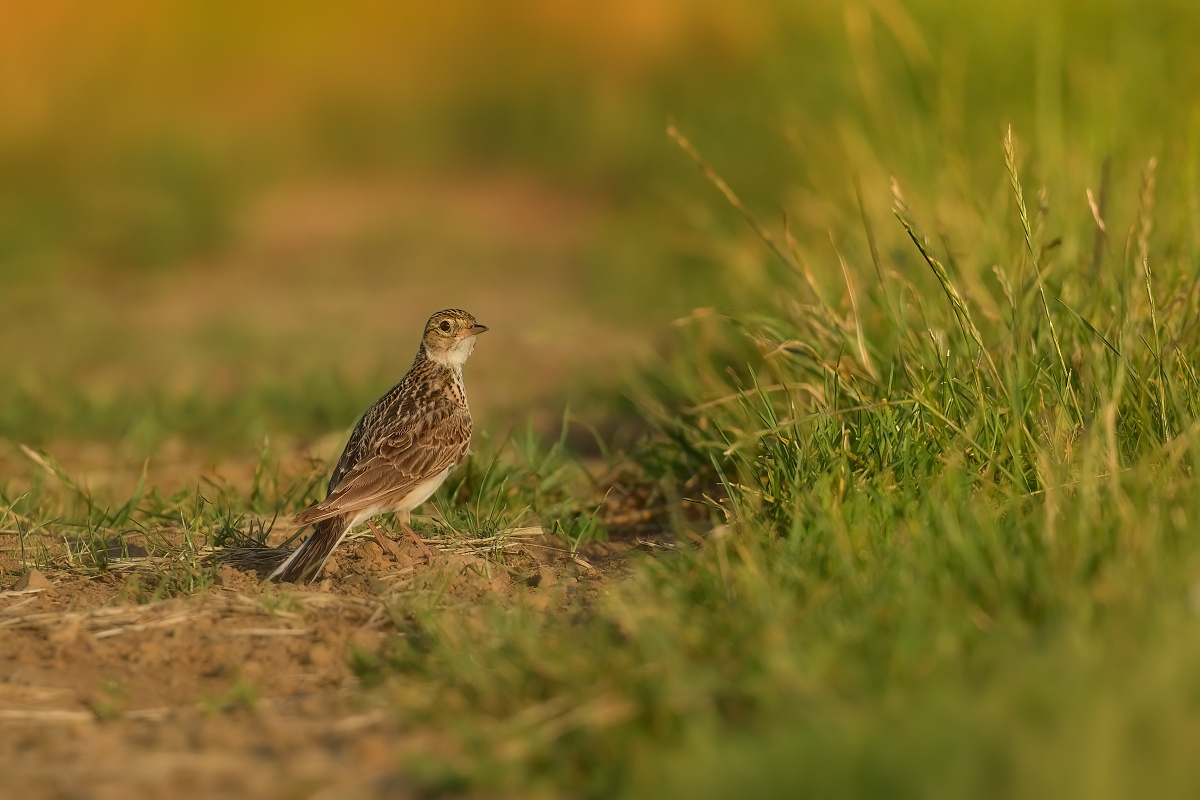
[13,569,50,591]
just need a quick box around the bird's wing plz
[294,401,471,526]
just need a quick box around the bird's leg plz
[364,518,390,551]
[398,519,435,560]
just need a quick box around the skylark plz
[271,309,487,584]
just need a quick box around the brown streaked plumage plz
[271,309,487,584]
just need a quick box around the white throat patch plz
[428,336,476,370]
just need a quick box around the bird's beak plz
[467,324,489,336]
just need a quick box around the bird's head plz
[421,309,487,367]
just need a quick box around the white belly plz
[397,466,453,512]
[345,466,453,529]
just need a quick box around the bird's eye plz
[439,321,451,332]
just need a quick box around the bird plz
[270,309,487,584]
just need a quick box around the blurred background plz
[2,0,1198,458]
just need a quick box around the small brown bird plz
[271,309,487,584]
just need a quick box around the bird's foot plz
[365,519,391,551]
[399,520,436,561]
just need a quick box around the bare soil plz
[0,525,647,799]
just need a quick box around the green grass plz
[0,371,403,449]
[338,119,1200,796]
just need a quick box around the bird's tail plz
[269,514,348,584]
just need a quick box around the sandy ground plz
[0,517,659,799]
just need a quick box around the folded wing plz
[295,402,470,526]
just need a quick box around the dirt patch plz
[0,523,656,798]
